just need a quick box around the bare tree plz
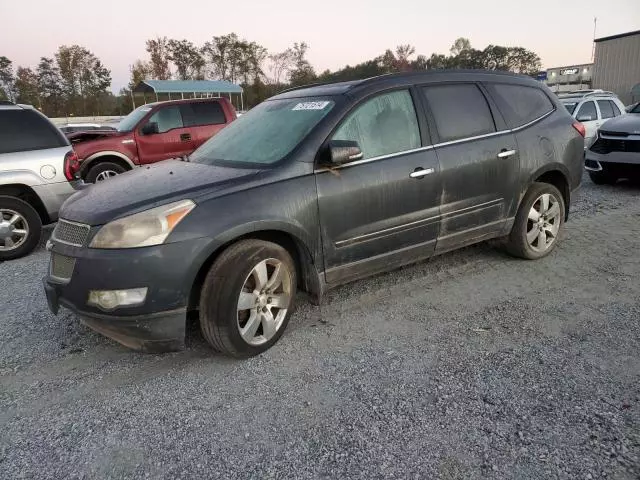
[267,49,294,85]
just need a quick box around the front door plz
[136,105,195,164]
[420,83,519,253]
[316,89,442,285]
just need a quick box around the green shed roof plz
[134,80,243,94]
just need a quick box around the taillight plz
[63,150,80,180]
[572,121,586,138]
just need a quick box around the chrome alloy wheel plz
[0,209,29,251]
[95,170,119,182]
[237,258,292,346]
[526,193,561,253]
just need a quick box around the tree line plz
[0,36,541,117]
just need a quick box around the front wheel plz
[85,161,126,183]
[0,196,42,261]
[505,183,565,260]
[199,240,297,357]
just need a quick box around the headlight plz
[90,199,195,249]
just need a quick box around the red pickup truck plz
[68,98,236,182]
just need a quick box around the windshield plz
[561,101,578,115]
[117,105,153,132]
[190,98,335,167]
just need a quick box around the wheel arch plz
[523,165,571,220]
[187,226,322,313]
[80,151,135,180]
[0,184,50,224]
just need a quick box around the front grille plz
[590,137,640,154]
[50,253,76,281]
[52,219,90,246]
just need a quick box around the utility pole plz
[591,17,597,62]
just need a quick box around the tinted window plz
[146,106,183,133]
[486,84,554,128]
[576,101,597,121]
[0,109,67,154]
[190,98,335,167]
[332,90,420,160]
[181,102,226,127]
[597,100,615,119]
[609,101,622,117]
[422,84,495,142]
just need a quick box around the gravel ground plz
[1,173,639,479]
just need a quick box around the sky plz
[1,0,638,93]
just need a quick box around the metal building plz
[543,63,593,93]
[592,30,640,105]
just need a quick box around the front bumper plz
[43,236,214,353]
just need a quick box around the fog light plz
[88,288,148,311]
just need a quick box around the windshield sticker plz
[292,101,330,111]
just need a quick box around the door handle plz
[410,167,435,178]
[497,149,517,158]
[180,133,191,141]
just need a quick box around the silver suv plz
[0,103,80,260]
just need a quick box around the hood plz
[67,129,123,144]
[599,114,640,135]
[60,160,260,225]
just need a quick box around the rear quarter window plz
[485,83,555,129]
[0,109,68,154]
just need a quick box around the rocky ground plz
[1,173,638,479]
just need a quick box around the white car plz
[558,92,627,148]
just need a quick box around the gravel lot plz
[1,173,639,479]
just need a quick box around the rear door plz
[575,100,599,146]
[180,101,229,149]
[315,89,441,284]
[420,83,519,253]
[136,105,194,164]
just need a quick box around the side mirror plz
[327,140,363,165]
[577,114,593,122]
[141,122,159,135]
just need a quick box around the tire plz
[199,239,297,357]
[505,182,565,260]
[0,195,42,261]
[85,161,126,183]
[589,170,618,185]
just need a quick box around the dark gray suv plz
[44,71,584,357]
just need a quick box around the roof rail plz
[583,91,616,97]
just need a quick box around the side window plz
[576,101,597,121]
[422,84,495,142]
[332,90,420,160]
[597,100,615,119]
[146,106,183,133]
[609,101,622,117]
[484,83,554,128]
[181,102,226,127]
[0,109,67,154]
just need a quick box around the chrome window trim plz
[314,108,555,173]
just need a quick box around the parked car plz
[558,91,626,148]
[68,98,236,183]
[584,101,640,184]
[59,123,117,135]
[0,103,81,260]
[44,71,584,357]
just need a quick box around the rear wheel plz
[85,161,126,183]
[505,183,565,260]
[199,240,297,357]
[0,196,42,261]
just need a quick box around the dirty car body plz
[43,71,584,356]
